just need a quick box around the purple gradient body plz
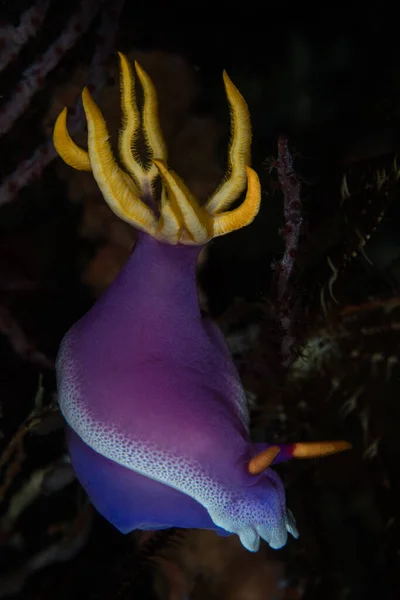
[56,233,294,550]
[67,426,231,535]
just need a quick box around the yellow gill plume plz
[53,53,261,245]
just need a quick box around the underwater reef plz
[1,2,400,599]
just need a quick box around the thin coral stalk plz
[0,0,105,136]
[0,0,124,206]
[273,135,304,366]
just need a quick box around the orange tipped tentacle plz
[248,440,352,476]
[291,440,352,459]
[248,446,281,475]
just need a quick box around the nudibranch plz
[53,53,351,552]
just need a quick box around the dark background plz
[1,2,400,599]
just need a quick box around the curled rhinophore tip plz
[248,440,352,476]
[248,445,280,475]
[291,440,352,459]
[53,107,91,172]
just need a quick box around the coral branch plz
[272,135,303,366]
[0,0,105,136]
[0,0,50,72]
[0,0,125,206]
[275,135,303,300]
[0,386,55,501]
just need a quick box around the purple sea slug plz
[53,53,350,551]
